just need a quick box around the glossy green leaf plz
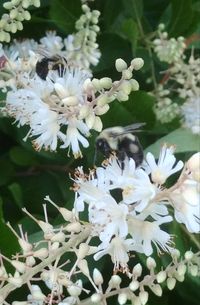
[0,158,14,186]
[121,19,139,52]
[168,0,194,36]
[145,128,200,157]
[49,0,82,33]
[0,197,19,257]
[122,0,144,20]
[9,146,38,166]
[8,183,23,209]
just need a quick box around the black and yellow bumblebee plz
[35,52,68,80]
[95,123,146,167]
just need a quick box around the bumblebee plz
[95,123,145,167]
[35,53,68,80]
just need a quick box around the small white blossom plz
[145,144,184,184]
[170,179,200,233]
[128,216,173,255]
[94,236,135,271]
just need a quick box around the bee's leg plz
[116,151,126,170]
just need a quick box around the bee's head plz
[95,138,111,157]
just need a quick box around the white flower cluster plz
[153,84,180,123]
[0,2,144,157]
[0,0,40,42]
[153,24,186,64]
[152,25,200,134]
[170,55,200,134]
[74,148,200,267]
[0,149,199,304]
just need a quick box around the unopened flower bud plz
[167,277,176,290]
[18,238,32,253]
[129,280,139,291]
[23,10,31,20]
[175,272,184,282]
[33,248,48,259]
[78,105,90,119]
[99,77,112,89]
[92,78,101,90]
[156,270,167,283]
[146,257,156,269]
[130,79,139,91]
[131,58,144,70]
[38,221,53,234]
[50,241,60,251]
[92,116,103,132]
[33,0,41,7]
[91,293,102,303]
[78,243,90,259]
[150,284,162,296]
[118,292,127,304]
[93,268,103,285]
[11,260,26,273]
[96,95,109,107]
[65,222,82,233]
[10,9,18,19]
[122,69,132,80]
[189,264,198,276]
[132,263,142,277]
[3,2,13,10]
[177,263,187,276]
[67,280,82,296]
[62,96,79,106]
[26,256,36,267]
[31,285,46,300]
[78,259,89,276]
[95,105,109,115]
[115,58,127,72]
[116,91,129,101]
[8,272,23,287]
[109,274,121,287]
[184,250,193,261]
[119,80,132,95]
[139,291,148,305]
[51,231,65,243]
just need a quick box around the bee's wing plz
[109,123,146,137]
[37,47,52,58]
[123,122,146,132]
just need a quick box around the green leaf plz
[103,0,124,30]
[168,0,194,36]
[49,0,82,33]
[124,91,156,126]
[9,146,38,166]
[145,128,200,157]
[0,158,14,186]
[121,19,139,52]
[8,183,23,209]
[122,0,144,20]
[0,197,19,257]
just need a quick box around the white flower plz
[104,156,136,189]
[128,216,173,256]
[30,107,66,151]
[94,236,135,271]
[181,97,200,135]
[89,196,129,243]
[170,179,200,233]
[61,119,89,158]
[123,168,158,212]
[145,144,184,184]
[40,31,64,54]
